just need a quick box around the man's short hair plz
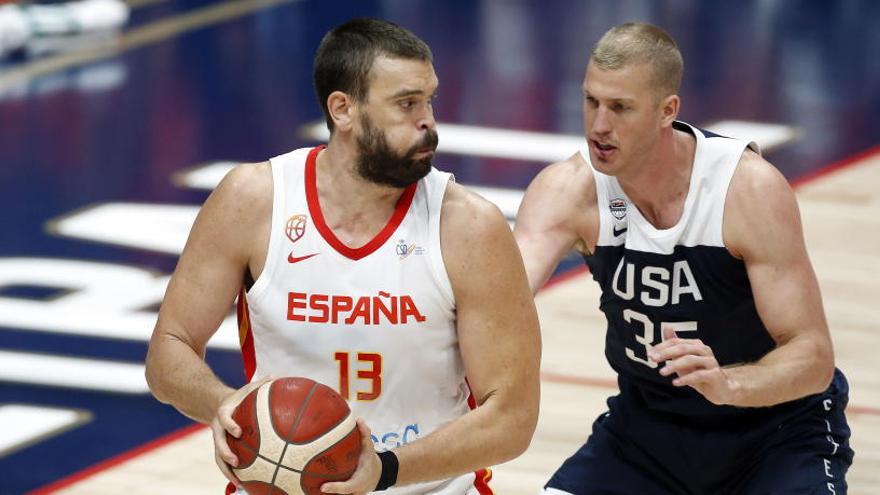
[313,18,433,132]
[591,22,683,99]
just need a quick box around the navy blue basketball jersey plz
[582,121,818,422]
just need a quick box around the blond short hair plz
[591,22,683,99]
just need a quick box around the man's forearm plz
[723,336,834,408]
[145,334,233,423]
[392,396,536,486]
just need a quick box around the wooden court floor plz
[49,153,880,494]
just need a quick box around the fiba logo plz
[286,214,308,243]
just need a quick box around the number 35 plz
[623,309,697,369]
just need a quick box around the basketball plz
[226,377,362,495]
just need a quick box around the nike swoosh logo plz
[287,253,318,264]
[613,226,628,237]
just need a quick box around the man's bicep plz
[451,207,541,405]
[732,162,829,345]
[746,235,828,345]
[157,238,245,352]
[156,170,261,351]
[514,176,583,292]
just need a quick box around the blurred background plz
[1,1,879,493]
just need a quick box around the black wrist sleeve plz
[375,450,399,491]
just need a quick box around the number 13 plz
[334,351,382,401]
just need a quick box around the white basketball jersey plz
[583,121,756,254]
[235,145,492,495]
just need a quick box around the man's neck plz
[316,142,407,238]
[617,127,696,228]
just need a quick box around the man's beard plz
[356,115,438,188]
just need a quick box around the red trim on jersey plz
[464,378,495,494]
[305,145,418,260]
[473,468,494,495]
[229,288,257,495]
[237,289,256,381]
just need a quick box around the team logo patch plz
[285,214,308,243]
[396,239,424,259]
[285,214,318,264]
[609,198,627,220]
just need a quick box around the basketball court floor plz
[1,1,878,494]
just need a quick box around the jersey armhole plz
[428,173,456,310]
[590,169,617,248]
[574,147,606,255]
[717,141,752,252]
[246,158,284,302]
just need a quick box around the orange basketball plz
[226,377,362,495]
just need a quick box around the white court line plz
[0,404,90,458]
[0,350,149,393]
[0,256,239,349]
[50,202,199,255]
[704,120,799,152]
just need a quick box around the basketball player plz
[145,18,541,495]
[514,22,853,494]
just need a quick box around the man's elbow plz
[497,399,539,461]
[810,339,836,394]
[144,365,164,404]
[144,345,171,404]
[509,417,538,459]
[817,355,835,394]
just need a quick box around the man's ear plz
[327,91,356,132]
[659,94,679,128]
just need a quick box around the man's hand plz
[211,376,272,489]
[650,327,742,405]
[321,419,381,494]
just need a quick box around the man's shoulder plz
[441,181,507,231]
[729,150,792,205]
[522,151,598,217]
[532,152,596,200]
[206,161,274,222]
[544,151,594,184]
[439,180,531,298]
[725,151,800,259]
[216,161,273,201]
